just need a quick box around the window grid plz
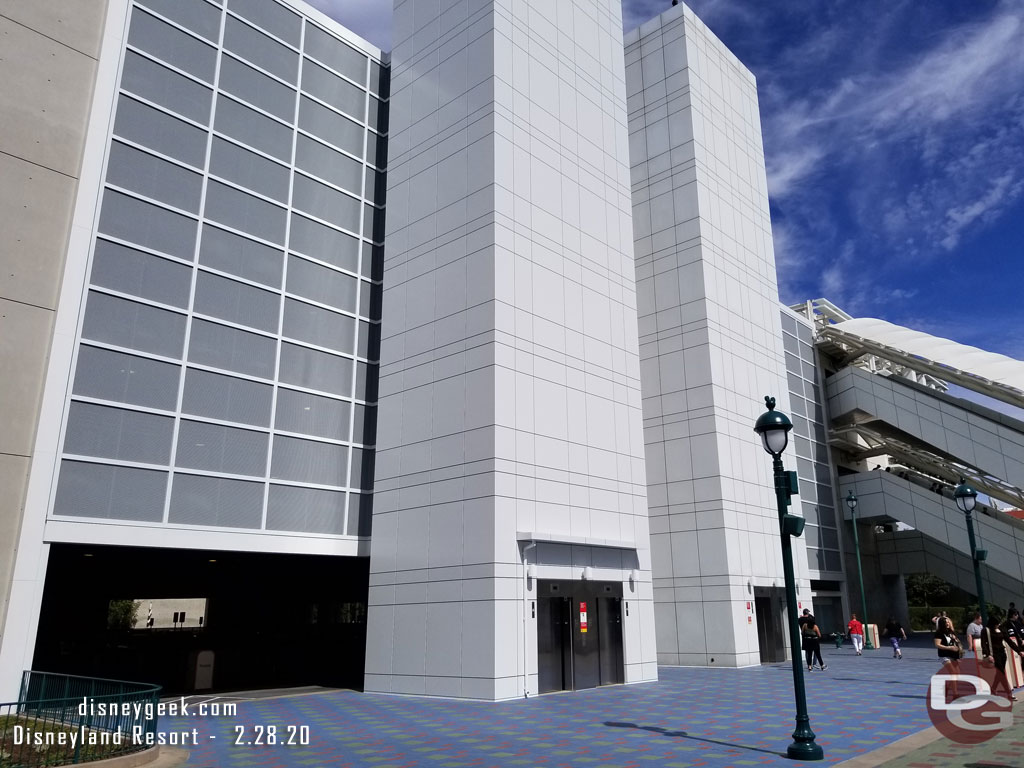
[53,0,387,536]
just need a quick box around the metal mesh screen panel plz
[297,96,363,158]
[266,484,347,535]
[98,190,198,260]
[188,318,277,379]
[63,402,174,464]
[106,140,203,213]
[226,0,301,46]
[53,461,167,522]
[73,345,181,410]
[128,7,217,82]
[294,135,363,198]
[209,136,290,202]
[223,14,298,83]
[304,25,366,85]
[288,214,360,273]
[278,342,352,396]
[286,255,357,309]
[292,174,361,233]
[176,419,268,476]
[136,0,221,42]
[214,97,292,161]
[218,55,296,121]
[199,225,283,287]
[168,473,263,528]
[113,95,208,168]
[181,368,272,426]
[270,435,348,486]
[193,271,281,333]
[204,180,286,245]
[274,388,351,440]
[91,239,193,309]
[120,50,213,124]
[82,291,186,358]
[282,298,354,354]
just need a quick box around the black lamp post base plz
[787,740,824,761]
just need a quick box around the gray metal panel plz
[98,190,198,260]
[176,419,268,476]
[301,59,365,122]
[128,7,218,82]
[136,0,222,42]
[286,255,357,309]
[223,15,298,83]
[304,24,367,85]
[297,96,363,158]
[193,271,281,333]
[204,180,287,245]
[53,461,167,522]
[64,402,174,464]
[274,387,351,440]
[282,298,355,355]
[292,174,361,232]
[168,473,264,528]
[266,484,347,534]
[270,435,349,486]
[199,225,284,287]
[214,97,292,161]
[278,342,353,396]
[294,134,363,198]
[181,368,273,426]
[288,214,360,273]
[188,318,277,379]
[91,239,193,309]
[113,95,209,168]
[218,55,296,121]
[209,136,290,202]
[226,0,301,47]
[73,346,181,410]
[120,50,213,124]
[81,291,187,358]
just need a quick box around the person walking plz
[802,616,827,671]
[935,615,962,670]
[883,616,907,659]
[981,615,1016,701]
[966,612,984,655]
[847,613,865,655]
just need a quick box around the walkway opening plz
[536,580,623,693]
[754,587,787,663]
[33,544,368,694]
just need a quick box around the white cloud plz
[940,171,1023,249]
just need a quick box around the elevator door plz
[572,596,600,689]
[755,588,786,663]
[597,597,624,685]
[537,596,572,693]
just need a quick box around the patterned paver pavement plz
[160,635,973,768]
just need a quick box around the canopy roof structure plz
[819,316,1024,410]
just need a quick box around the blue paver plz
[162,637,948,767]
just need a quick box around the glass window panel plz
[271,435,349,486]
[53,461,167,522]
[279,342,353,396]
[302,59,365,121]
[64,402,174,464]
[821,527,839,549]
[274,388,351,441]
[169,474,264,528]
[182,368,272,426]
[797,322,814,344]
[824,550,843,572]
[286,255,357,309]
[82,291,186,358]
[282,298,355,354]
[294,135,363,195]
[113,95,208,168]
[298,96,363,157]
[780,312,797,335]
[801,501,819,525]
[266,484,346,535]
[292,174,361,232]
[91,239,192,308]
[223,15,298,83]
[137,0,222,41]
[73,345,180,410]
[209,136,290,202]
[304,25,366,85]
[120,50,213,124]
[369,61,388,97]
[227,0,300,47]
[188,318,277,379]
[204,180,287,244]
[214,96,292,161]
[352,403,376,445]
[128,9,217,82]
[199,225,283,287]
[782,333,798,356]
[98,190,197,260]
[176,419,267,476]
[218,55,296,121]
[288,214,360,273]
[106,140,203,213]
[194,271,281,333]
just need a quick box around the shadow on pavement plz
[603,721,786,758]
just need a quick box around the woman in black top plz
[934,616,961,669]
[981,615,1016,701]
[802,618,827,671]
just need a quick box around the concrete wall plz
[366,0,656,698]
[626,5,809,667]
[0,0,110,693]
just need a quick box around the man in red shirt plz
[847,613,864,655]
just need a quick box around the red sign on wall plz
[580,602,588,633]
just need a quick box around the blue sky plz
[312,1,1024,360]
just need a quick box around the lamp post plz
[754,396,824,762]
[954,478,987,625]
[845,491,873,650]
